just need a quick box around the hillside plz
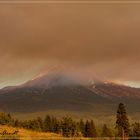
[0,71,140,121]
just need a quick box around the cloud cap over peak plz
[0,3,140,87]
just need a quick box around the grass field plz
[0,125,135,140]
[0,125,62,140]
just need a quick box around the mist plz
[0,3,140,87]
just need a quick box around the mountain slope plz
[0,71,140,120]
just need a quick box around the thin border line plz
[0,0,140,3]
[1,137,140,139]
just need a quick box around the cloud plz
[0,3,140,87]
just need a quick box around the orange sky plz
[0,2,140,88]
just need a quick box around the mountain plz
[0,69,140,121]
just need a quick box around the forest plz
[0,103,140,139]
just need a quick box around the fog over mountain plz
[0,3,140,88]
[0,67,140,121]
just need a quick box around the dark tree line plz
[0,103,140,139]
[0,113,98,137]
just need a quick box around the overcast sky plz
[0,2,140,88]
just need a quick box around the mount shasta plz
[0,69,140,121]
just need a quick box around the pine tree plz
[79,119,85,136]
[116,103,130,139]
[14,119,20,127]
[89,120,97,137]
[43,115,52,132]
[85,120,97,138]
[36,117,43,131]
[101,124,113,137]
[85,120,90,137]
[61,116,73,137]
[60,116,79,137]
[51,117,59,133]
